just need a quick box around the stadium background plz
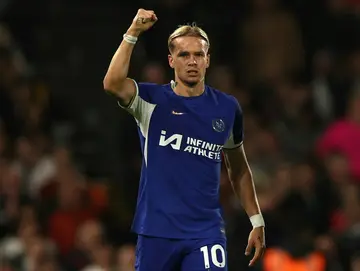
[1,0,360,270]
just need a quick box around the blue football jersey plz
[119,80,244,239]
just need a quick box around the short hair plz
[168,23,210,53]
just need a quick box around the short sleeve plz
[118,80,157,125]
[223,97,244,149]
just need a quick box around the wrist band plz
[250,214,265,228]
[123,34,138,44]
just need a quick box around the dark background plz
[0,0,360,270]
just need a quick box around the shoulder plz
[206,85,242,113]
[135,81,171,104]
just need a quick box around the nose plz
[188,55,197,65]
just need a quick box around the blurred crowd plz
[0,24,137,271]
[1,0,360,270]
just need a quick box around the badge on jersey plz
[212,119,225,132]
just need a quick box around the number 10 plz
[200,244,226,268]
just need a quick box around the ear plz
[206,54,210,68]
[168,54,174,69]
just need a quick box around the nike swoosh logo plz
[172,110,185,115]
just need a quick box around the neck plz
[172,78,205,97]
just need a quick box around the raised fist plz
[128,9,158,36]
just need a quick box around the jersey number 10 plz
[200,244,226,268]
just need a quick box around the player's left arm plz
[222,98,266,267]
[223,146,266,266]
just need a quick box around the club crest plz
[212,119,225,132]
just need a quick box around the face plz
[168,36,210,87]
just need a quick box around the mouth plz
[187,70,199,75]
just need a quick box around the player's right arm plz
[103,9,157,106]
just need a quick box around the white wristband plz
[123,34,138,44]
[250,214,265,228]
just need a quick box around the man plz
[103,8,266,271]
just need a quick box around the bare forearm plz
[103,28,139,90]
[232,169,261,217]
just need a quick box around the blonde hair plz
[168,23,210,53]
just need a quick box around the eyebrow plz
[177,51,189,56]
[177,51,204,56]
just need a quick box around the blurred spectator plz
[63,220,104,271]
[11,135,56,198]
[82,244,113,271]
[311,49,335,123]
[238,0,304,85]
[140,61,166,84]
[48,169,95,256]
[317,92,360,182]
[115,244,135,271]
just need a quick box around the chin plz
[182,78,201,87]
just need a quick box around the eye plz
[178,52,189,57]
